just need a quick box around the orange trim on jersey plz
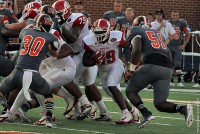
[183,26,189,33]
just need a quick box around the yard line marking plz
[150,122,175,126]
[2,122,115,134]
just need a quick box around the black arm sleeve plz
[82,51,96,67]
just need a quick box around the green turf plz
[0,86,199,134]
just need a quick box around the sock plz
[178,75,181,83]
[21,101,32,112]
[74,102,81,113]
[96,100,108,115]
[136,101,149,113]
[57,88,73,103]
[78,95,90,105]
[10,90,26,115]
[175,104,185,114]
[90,101,96,106]
[44,97,54,118]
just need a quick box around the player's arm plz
[1,26,20,37]
[82,50,97,67]
[180,25,191,49]
[54,43,74,59]
[4,20,26,30]
[129,37,142,71]
[61,26,81,44]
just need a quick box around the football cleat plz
[45,116,57,128]
[95,112,112,121]
[192,83,200,88]
[66,112,81,120]
[115,111,134,125]
[0,112,14,122]
[16,108,31,123]
[177,82,184,88]
[76,104,96,120]
[34,115,55,125]
[63,98,77,115]
[138,111,155,129]
[183,104,193,127]
[130,106,141,124]
[88,107,97,119]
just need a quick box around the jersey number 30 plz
[20,35,45,56]
[145,31,166,49]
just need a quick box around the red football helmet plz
[93,19,111,42]
[22,1,42,15]
[133,16,149,28]
[52,0,71,20]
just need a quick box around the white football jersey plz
[60,13,90,53]
[83,30,126,68]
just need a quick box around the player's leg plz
[153,66,193,127]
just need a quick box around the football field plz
[0,83,199,134]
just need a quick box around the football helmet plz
[133,16,149,28]
[22,1,42,15]
[52,0,71,20]
[39,5,55,18]
[34,14,53,32]
[92,19,111,42]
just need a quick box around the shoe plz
[76,104,95,120]
[63,98,77,115]
[170,82,174,87]
[88,107,97,119]
[177,82,184,88]
[183,104,193,127]
[34,115,56,125]
[192,83,200,88]
[138,112,155,129]
[115,111,134,125]
[0,112,13,122]
[17,108,31,123]
[45,116,57,128]
[130,107,141,123]
[95,112,112,121]
[66,112,81,120]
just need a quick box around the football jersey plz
[103,11,125,28]
[83,31,125,68]
[113,17,133,35]
[127,26,169,62]
[60,13,89,53]
[168,19,188,47]
[16,28,57,71]
[0,8,18,55]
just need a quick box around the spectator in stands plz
[114,7,135,65]
[168,11,191,87]
[16,0,30,19]
[73,0,92,28]
[103,0,125,28]
[151,8,177,44]
[146,12,154,27]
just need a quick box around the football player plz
[125,16,193,129]
[82,19,140,124]
[52,0,110,120]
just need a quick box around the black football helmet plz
[39,5,55,18]
[132,16,149,28]
[34,14,53,32]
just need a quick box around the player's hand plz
[124,70,134,81]
[92,51,106,64]
[160,20,165,27]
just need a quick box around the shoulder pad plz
[83,33,97,46]
[108,31,123,43]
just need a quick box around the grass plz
[0,77,199,134]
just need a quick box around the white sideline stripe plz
[2,122,115,134]
[79,86,200,93]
